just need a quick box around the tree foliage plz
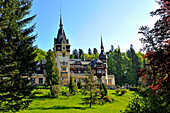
[82,66,102,107]
[100,83,108,98]
[45,49,60,97]
[77,80,82,89]
[138,0,169,94]
[72,49,78,59]
[0,0,37,112]
[68,76,77,95]
[93,48,98,54]
[78,49,84,59]
[88,48,92,55]
[107,45,143,85]
[34,48,47,62]
[123,0,170,112]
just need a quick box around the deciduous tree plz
[123,0,170,112]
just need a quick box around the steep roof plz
[90,58,103,67]
[54,14,68,44]
[70,59,90,65]
[99,37,107,59]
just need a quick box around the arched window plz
[63,53,65,57]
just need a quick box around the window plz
[62,67,66,71]
[62,61,65,65]
[98,79,101,83]
[39,78,43,84]
[63,47,65,50]
[31,78,35,84]
[63,53,65,57]
[77,65,80,67]
[108,79,112,83]
[99,69,101,73]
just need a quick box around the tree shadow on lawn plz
[112,92,122,96]
[28,105,90,110]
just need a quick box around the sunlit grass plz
[18,89,136,113]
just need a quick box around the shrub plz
[33,89,44,94]
[121,89,127,95]
[61,91,67,96]
[51,85,60,98]
[66,92,71,98]
[77,80,82,89]
[115,89,121,94]
[117,85,121,88]
[130,87,139,91]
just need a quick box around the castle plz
[32,14,115,88]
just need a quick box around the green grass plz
[18,89,136,113]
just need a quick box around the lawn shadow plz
[33,95,55,99]
[28,105,89,110]
[112,92,122,96]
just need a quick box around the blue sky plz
[30,0,159,53]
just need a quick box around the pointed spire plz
[101,36,104,51]
[59,4,63,28]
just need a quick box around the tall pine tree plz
[0,0,37,112]
[45,49,60,97]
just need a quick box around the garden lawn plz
[18,89,136,113]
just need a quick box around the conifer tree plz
[78,49,84,59]
[100,83,108,98]
[72,49,78,59]
[0,0,37,112]
[93,48,98,54]
[68,76,77,95]
[45,49,60,97]
[88,48,92,55]
[82,66,102,107]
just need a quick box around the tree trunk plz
[50,85,54,97]
[90,88,92,107]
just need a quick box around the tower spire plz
[101,36,104,51]
[59,4,63,28]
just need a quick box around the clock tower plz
[53,14,70,85]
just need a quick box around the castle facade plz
[32,14,115,88]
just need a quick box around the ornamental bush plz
[121,89,127,95]
[51,85,60,98]
[115,89,121,94]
